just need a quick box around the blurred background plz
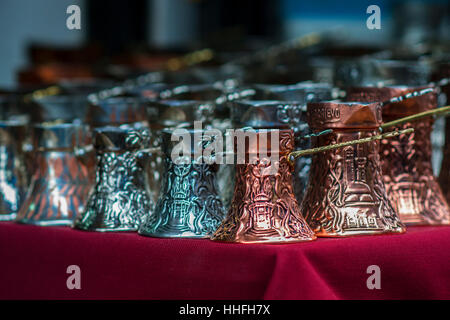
[0,0,449,87]
[0,0,450,222]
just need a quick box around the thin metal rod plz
[288,128,414,163]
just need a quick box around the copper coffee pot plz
[212,129,316,243]
[15,121,93,226]
[300,101,406,236]
[231,82,334,203]
[348,85,450,225]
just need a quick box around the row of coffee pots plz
[0,81,449,244]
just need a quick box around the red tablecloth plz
[0,222,449,300]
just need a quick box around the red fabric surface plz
[0,222,449,300]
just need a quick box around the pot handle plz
[287,127,414,166]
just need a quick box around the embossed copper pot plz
[301,101,405,236]
[15,121,93,226]
[138,128,226,238]
[0,119,28,221]
[74,126,153,232]
[348,85,450,225]
[212,129,316,243]
[231,82,334,203]
[231,100,307,201]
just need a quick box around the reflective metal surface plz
[301,101,405,236]
[0,119,28,221]
[348,85,450,225]
[212,129,316,243]
[139,129,226,238]
[86,97,148,127]
[152,83,252,210]
[231,100,311,204]
[160,83,237,130]
[31,95,89,122]
[15,122,93,226]
[231,100,299,129]
[147,100,215,128]
[74,126,153,232]
[251,82,334,103]
[161,83,225,101]
[231,82,334,204]
[438,62,450,204]
[146,99,216,203]
[335,58,431,88]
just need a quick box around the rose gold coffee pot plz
[301,101,406,236]
[348,86,450,225]
[212,129,316,243]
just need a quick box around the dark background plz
[0,0,449,86]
